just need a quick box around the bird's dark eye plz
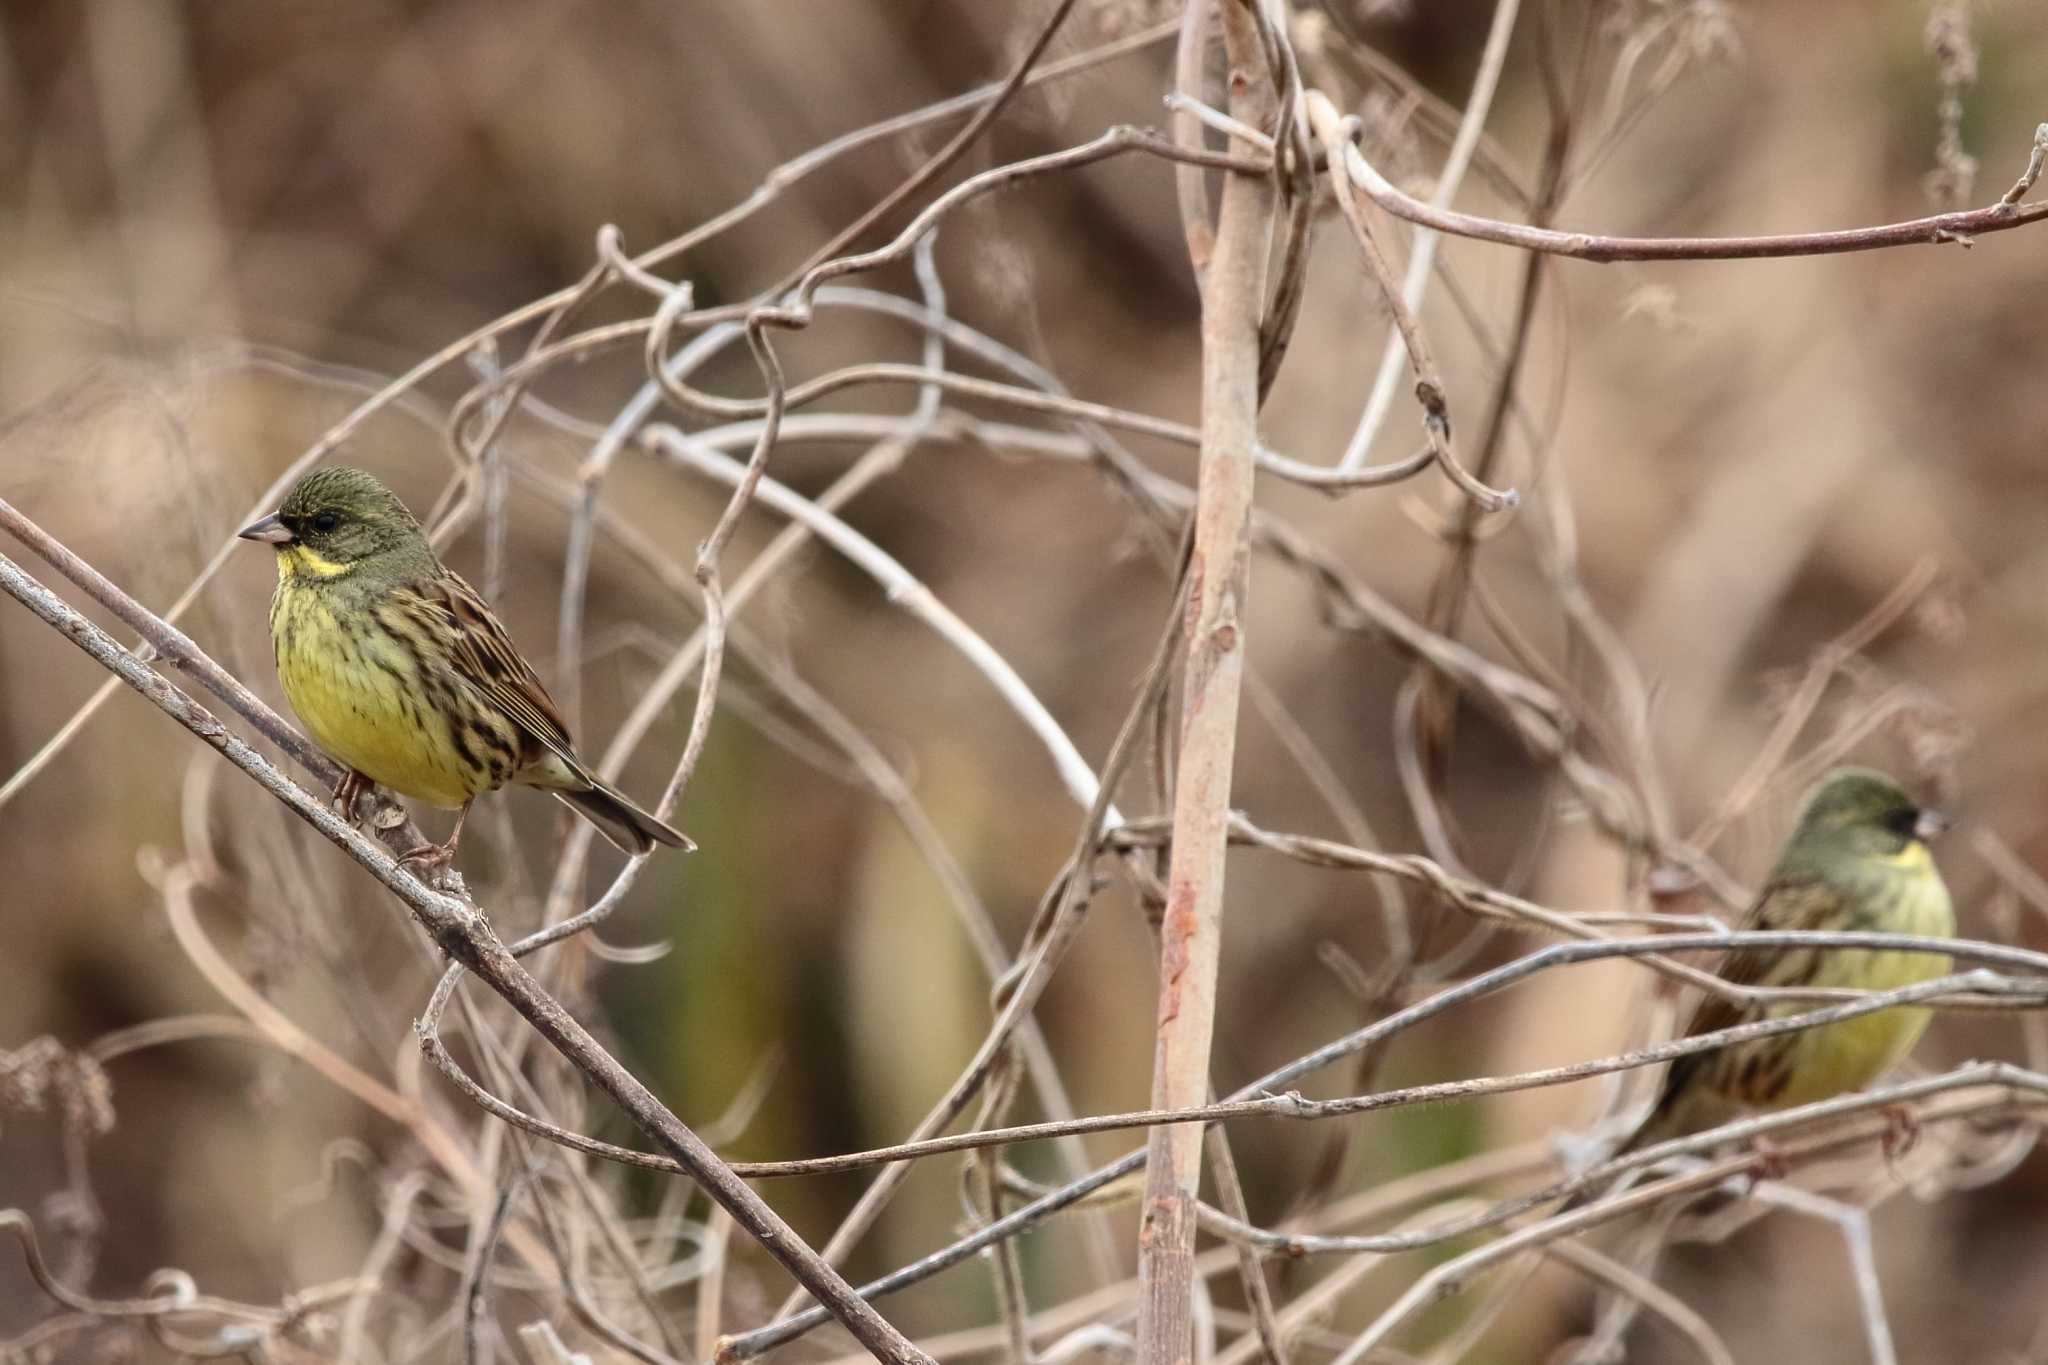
[1885,806,1921,837]
[310,511,341,534]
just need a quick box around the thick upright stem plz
[1137,4,1275,1361]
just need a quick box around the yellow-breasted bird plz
[1575,767,1952,1200]
[239,467,692,862]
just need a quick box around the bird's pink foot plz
[1881,1104,1922,1164]
[396,840,456,874]
[334,769,371,825]
[1742,1135,1791,1193]
[396,798,472,875]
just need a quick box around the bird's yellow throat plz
[277,544,355,580]
[1880,840,1935,872]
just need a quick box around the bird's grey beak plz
[1914,808,1953,841]
[237,513,295,545]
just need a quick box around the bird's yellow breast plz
[270,579,487,807]
[1769,865,1954,1107]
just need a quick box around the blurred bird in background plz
[1571,767,1953,1203]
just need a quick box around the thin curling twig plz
[1241,0,1317,407]
[1306,94,1517,511]
[711,980,2045,1182]
[787,0,1080,279]
[1327,110,2048,259]
[1545,1239,1736,1365]
[1996,122,2048,207]
[635,124,1266,425]
[1335,0,1522,473]
[1,1207,347,1339]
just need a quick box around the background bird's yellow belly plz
[273,590,481,807]
[1766,875,1953,1109]
[1772,996,1933,1108]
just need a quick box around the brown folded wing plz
[1646,875,1836,1122]
[402,569,588,779]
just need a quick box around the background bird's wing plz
[1623,875,1841,1149]
[1682,875,1841,1039]
[405,571,583,770]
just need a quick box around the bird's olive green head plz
[238,467,431,577]
[1777,767,1950,875]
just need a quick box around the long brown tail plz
[554,779,693,855]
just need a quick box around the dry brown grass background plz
[3,1,2048,1361]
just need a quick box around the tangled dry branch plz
[4,3,2048,1364]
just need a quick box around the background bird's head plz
[238,466,430,578]
[1780,767,1951,874]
